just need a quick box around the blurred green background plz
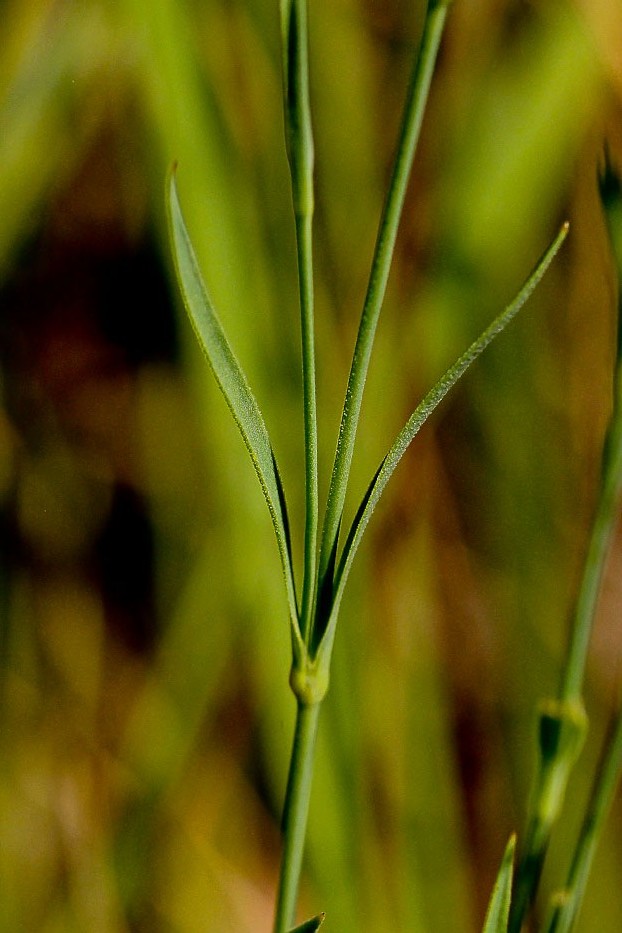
[1,0,622,930]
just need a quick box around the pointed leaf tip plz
[288,914,326,933]
[482,835,516,933]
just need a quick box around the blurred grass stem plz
[542,168,622,933]
[510,193,622,932]
[560,373,622,705]
[545,708,622,933]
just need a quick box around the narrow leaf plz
[167,169,301,648]
[483,836,516,933]
[288,914,326,933]
[315,223,568,659]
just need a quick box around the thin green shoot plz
[560,373,622,704]
[316,0,453,634]
[510,163,622,933]
[273,14,323,926]
[273,703,322,933]
[281,0,318,644]
[544,707,622,933]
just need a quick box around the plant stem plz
[298,204,318,643]
[273,701,322,933]
[508,699,587,933]
[508,411,622,931]
[560,373,622,704]
[510,224,622,933]
[316,0,452,622]
[545,708,622,933]
[282,0,318,642]
[541,166,622,933]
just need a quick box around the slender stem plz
[282,0,318,643]
[298,206,318,643]
[509,402,622,932]
[273,701,322,933]
[511,235,622,933]
[316,0,451,617]
[560,377,622,702]
[542,170,622,933]
[545,709,622,933]
[508,699,587,933]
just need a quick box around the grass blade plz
[482,836,516,933]
[314,223,568,659]
[167,168,301,651]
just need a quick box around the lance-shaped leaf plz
[313,223,569,661]
[483,836,516,933]
[288,914,325,933]
[167,169,302,653]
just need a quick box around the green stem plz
[508,700,587,933]
[510,254,622,933]
[282,0,318,643]
[316,0,451,620]
[561,374,622,703]
[273,701,322,933]
[542,170,622,933]
[509,412,622,931]
[545,709,622,933]
[298,205,318,643]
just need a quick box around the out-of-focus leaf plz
[482,836,516,933]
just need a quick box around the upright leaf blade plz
[167,169,301,649]
[483,836,516,933]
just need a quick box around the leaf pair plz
[168,165,569,674]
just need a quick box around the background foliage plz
[1,1,622,930]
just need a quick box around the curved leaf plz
[315,223,568,661]
[483,835,516,933]
[167,169,301,650]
